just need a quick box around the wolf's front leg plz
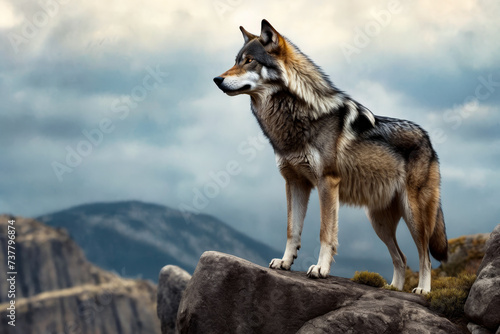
[307,175,340,278]
[270,178,312,270]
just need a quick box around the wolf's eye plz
[244,58,253,64]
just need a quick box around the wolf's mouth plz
[223,84,251,94]
[238,84,251,91]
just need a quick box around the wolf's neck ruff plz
[274,38,345,119]
[250,36,346,121]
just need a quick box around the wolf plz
[213,19,448,294]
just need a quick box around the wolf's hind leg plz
[403,159,441,294]
[403,205,432,295]
[402,195,433,295]
[270,178,312,270]
[367,196,406,290]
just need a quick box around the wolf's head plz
[213,20,286,97]
[214,20,341,117]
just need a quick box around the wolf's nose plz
[213,76,224,87]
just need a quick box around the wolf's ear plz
[259,19,281,50]
[240,26,257,44]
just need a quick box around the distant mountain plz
[37,201,280,281]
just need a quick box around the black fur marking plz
[335,102,350,134]
[365,116,437,162]
[351,113,375,134]
[236,39,279,70]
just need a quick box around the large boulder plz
[176,251,463,334]
[157,265,191,334]
[465,224,500,333]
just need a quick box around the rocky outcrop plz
[0,215,160,334]
[158,265,191,334]
[465,224,500,333]
[440,232,490,276]
[176,251,464,334]
[0,215,115,302]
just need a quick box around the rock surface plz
[158,265,192,334]
[176,251,464,334]
[467,322,497,334]
[441,232,490,276]
[0,215,161,334]
[465,224,500,333]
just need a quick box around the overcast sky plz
[1,0,499,278]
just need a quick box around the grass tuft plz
[351,271,387,288]
[426,273,476,320]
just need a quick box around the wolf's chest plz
[260,118,311,154]
[251,95,316,154]
[275,146,322,185]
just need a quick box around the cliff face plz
[0,215,160,334]
[0,216,115,302]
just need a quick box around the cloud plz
[1,0,499,280]
[0,0,23,29]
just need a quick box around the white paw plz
[269,258,292,270]
[306,264,329,278]
[389,280,404,292]
[412,287,430,295]
[383,284,400,291]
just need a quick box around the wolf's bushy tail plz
[429,204,448,262]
